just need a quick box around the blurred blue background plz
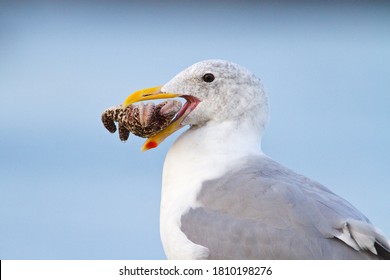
[0,0,389,259]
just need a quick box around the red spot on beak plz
[146,141,158,150]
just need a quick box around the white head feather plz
[161,59,269,135]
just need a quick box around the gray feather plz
[180,156,389,259]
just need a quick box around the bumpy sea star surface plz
[102,100,182,141]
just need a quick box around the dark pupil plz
[203,73,215,83]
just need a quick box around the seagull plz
[122,59,390,259]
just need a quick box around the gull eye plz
[202,73,215,83]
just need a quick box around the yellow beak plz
[123,86,180,108]
[123,86,185,152]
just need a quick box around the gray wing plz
[180,156,390,259]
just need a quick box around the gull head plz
[123,59,269,151]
